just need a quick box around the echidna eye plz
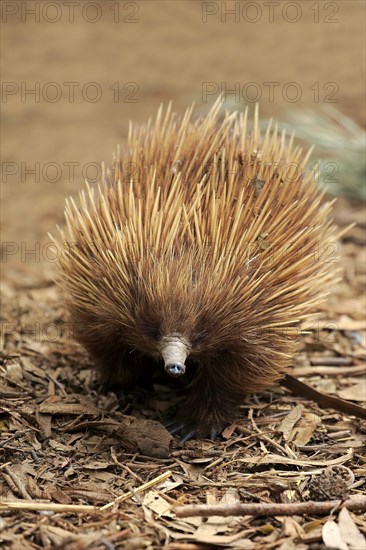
[142,324,160,341]
[192,331,208,345]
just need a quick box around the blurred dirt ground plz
[1,1,365,549]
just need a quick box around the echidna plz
[54,99,340,440]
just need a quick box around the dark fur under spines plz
[53,99,340,438]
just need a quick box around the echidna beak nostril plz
[165,363,186,377]
[159,334,190,378]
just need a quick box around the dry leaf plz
[194,488,240,538]
[21,357,48,379]
[338,381,366,402]
[338,507,366,550]
[48,439,74,452]
[337,315,366,330]
[292,413,321,446]
[322,519,348,550]
[6,363,23,383]
[281,516,305,538]
[142,489,172,517]
[279,405,304,440]
[82,461,110,470]
[236,448,353,467]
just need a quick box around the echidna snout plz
[159,334,190,378]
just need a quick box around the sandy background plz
[1,0,365,285]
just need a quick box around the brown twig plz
[309,357,353,366]
[175,497,366,518]
[291,365,366,377]
[110,447,144,484]
[2,466,32,500]
[0,501,96,513]
[0,431,25,448]
[282,374,366,420]
[167,544,210,550]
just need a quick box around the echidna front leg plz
[170,361,245,441]
[86,346,156,395]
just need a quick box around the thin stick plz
[0,502,97,513]
[175,497,366,518]
[309,357,353,366]
[110,447,144,484]
[291,365,366,377]
[99,470,172,511]
[0,470,173,514]
[282,374,366,420]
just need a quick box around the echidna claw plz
[180,430,197,444]
[164,415,222,442]
[116,389,128,407]
[165,420,185,435]
[164,417,198,441]
[164,418,179,429]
